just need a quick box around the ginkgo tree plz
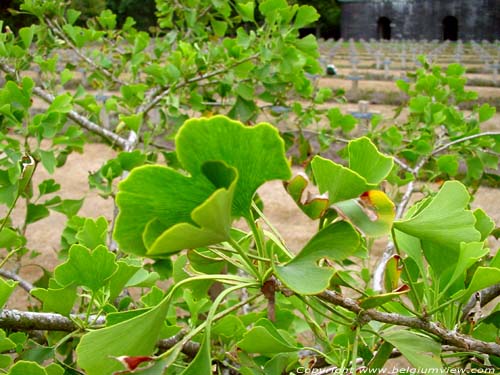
[0,0,499,374]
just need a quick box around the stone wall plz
[340,0,500,41]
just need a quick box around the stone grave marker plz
[347,55,361,91]
[349,100,379,129]
[383,56,392,79]
[491,60,499,85]
[400,45,407,71]
[375,50,383,70]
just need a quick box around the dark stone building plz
[339,0,500,41]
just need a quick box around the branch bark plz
[45,18,125,86]
[0,61,131,150]
[317,290,500,357]
[138,53,259,115]
[462,283,500,321]
[0,309,200,356]
[432,131,500,156]
[0,269,34,293]
[0,309,99,331]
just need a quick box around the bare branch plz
[45,18,124,86]
[393,157,414,173]
[373,157,428,291]
[317,290,500,357]
[0,309,100,331]
[0,61,131,149]
[462,283,500,321]
[0,309,199,356]
[432,131,500,156]
[372,242,394,293]
[0,269,34,293]
[157,329,200,358]
[138,54,259,115]
[33,87,131,149]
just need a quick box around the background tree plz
[106,0,157,31]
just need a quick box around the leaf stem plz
[0,248,22,270]
[351,325,360,374]
[250,202,293,258]
[246,211,267,277]
[159,287,260,362]
[209,245,270,262]
[432,131,500,156]
[227,237,261,281]
[391,228,424,316]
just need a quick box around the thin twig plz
[138,54,259,115]
[45,18,124,86]
[393,156,414,173]
[432,131,500,156]
[461,283,500,321]
[0,269,34,294]
[0,60,131,149]
[372,157,427,291]
[0,309,104,331]
[32,86,131,149]
[0,310,199,356]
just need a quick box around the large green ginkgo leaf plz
[77,297,170,375]
[114,161,236,257]
[114,116,291,257]
[381,330,442,370]
[176,116,291,217]
[311,156,371,204]
[394,181,480,250]
[53,244,117,292]
[274,221,360,294]
[348,137,393,185]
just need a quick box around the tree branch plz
[138,54,259,115]
[432,131,500,156]
[372,157,427,292]
[0,269,34,293]
[0,61,131,149]
[0,309,96,331]
[461,283,500,321]
[45,18,124,86]
[0,309,199,356]
[317,290,500,357]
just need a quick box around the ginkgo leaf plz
[237,318,299,354]
[114,161,236,257]
[53,244,117,292]
[77,298,170,375]
[334,190,395,237]
[312,156,371,204]
[311,137,393,205]
[284,173,329,219]
[348,137,394,185]
[274,221,360,294]
[114,116,292,257]
[394,181,480,250]
[381,330,442,370]
[176,115,291,217]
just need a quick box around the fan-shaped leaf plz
[176,116,291,217]
[394,181,480,250]
[114,162,236,257]
[334,190,395,237]
[274,222,360,294]
[77,298,169,375]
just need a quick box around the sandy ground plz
[318,76,500,97]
